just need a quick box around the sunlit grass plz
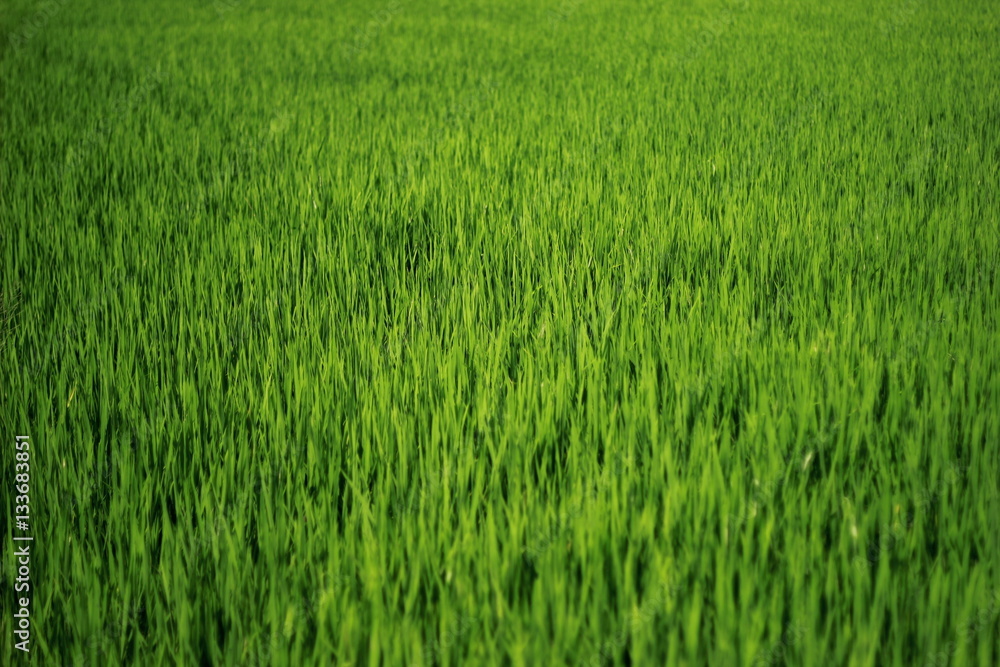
[1,0,999,665]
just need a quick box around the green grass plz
[2,0,999,665]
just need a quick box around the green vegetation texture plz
[2,0,999,665]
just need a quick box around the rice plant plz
[1,0,998,665]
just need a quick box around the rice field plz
[2,0,999,665]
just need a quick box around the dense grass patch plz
[2,0,999,665]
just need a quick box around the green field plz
[2,0,999,665]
